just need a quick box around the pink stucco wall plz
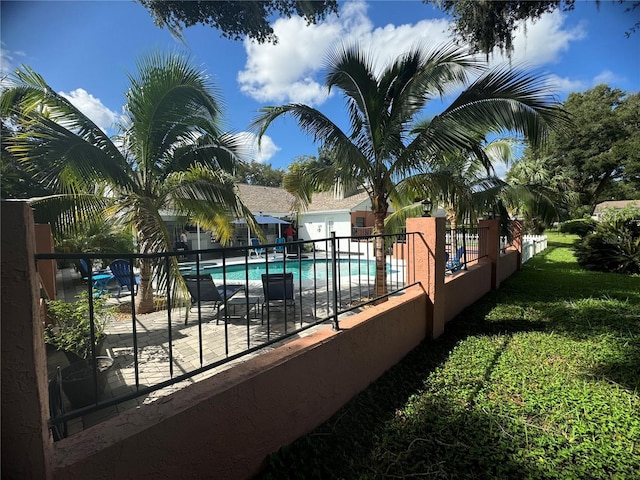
[51,287,428,480]
[443,262,492,323]
[35,223,57,301]
[1,202,53,479]
[3,203,524,480]
[498,250,519,285]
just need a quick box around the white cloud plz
[234,131,280,163]
[492,11,587,67]
[254,134,280,163]
[236,1,594,108]
[237,2,592,106]
[238,0,456,105]
[593,70,622,86]
[546,74,586,94]
[0,44,26,77]
[238,14,338,105]
[59,88,120,133]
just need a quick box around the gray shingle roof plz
[594,200,640,213]
[304,190,370,212]
[236,184,371,214]
[235,184,296,214]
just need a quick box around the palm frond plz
[28,193,114,238]
[442,65,570,147]
[384,200,424,235]
[124,51,225,178]
[167,164,258,243]
[2,67,133,189]
[282,161,338,211]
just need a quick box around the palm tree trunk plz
[449,212,458,258]
[135,258,155,314]
[373,211,388,299]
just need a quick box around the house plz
[235,183,376,245]
[162,183,378,250]
[294,189,373,242]
[593,200,640,221]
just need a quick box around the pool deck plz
[48,258,348,437]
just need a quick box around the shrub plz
[574,207,640,274]
[44,291,115,360]
[560,218,596,237]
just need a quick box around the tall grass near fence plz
[259,232,640,479]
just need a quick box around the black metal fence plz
[445,225,489,273]
[37,231,418,439]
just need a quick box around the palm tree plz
[389,138,561,255]
[252,42,567,297]
[1,52,257,314]
[506,154,579,231]
[388,139,516,253]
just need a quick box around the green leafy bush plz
[574,206,640,274]
[45,291,115,360]
[560,217,596,237]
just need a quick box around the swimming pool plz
[185,258,391,281]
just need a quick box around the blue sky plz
[2,0,639,173]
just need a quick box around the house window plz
[355,217,365,227]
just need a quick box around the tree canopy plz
[136,0,337,43]
[523,85,640,217]
[234,160,285,186]
[430,0,640,57]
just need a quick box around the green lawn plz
[258,233,640,479]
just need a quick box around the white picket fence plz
[521,235,548,263]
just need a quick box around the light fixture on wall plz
[421,199,432,217]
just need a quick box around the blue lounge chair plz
[445,247,465,274]
[77,259,113,295]
[77,258,110,279]
[250,238,265,259]
[108,259,140,296]
[272,237,286,258]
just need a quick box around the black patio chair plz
[183,274,244,325]
[261,272,296,324]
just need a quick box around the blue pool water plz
[187,259,387,281]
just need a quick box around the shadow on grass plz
[257,241,640,479]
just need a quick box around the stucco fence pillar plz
[511,219,523,270]
[1,200,54,479]
[406,216,446,339]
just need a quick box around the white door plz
[325,218,334,237]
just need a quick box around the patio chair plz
[250,238,265,259]
[445,247,465,274]
[272,237,286,258]
[261,272,296,324]
[183,274,245,325]
[108,259,140,296]
[77,258,110,280]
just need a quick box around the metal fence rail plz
[445,225,489,272]
[37,231,417,438]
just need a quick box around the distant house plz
[593,200,640,221]
[235,183,376,245]
[233,184,297,246]
[294,188,374,242]
[161,183,378,251]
